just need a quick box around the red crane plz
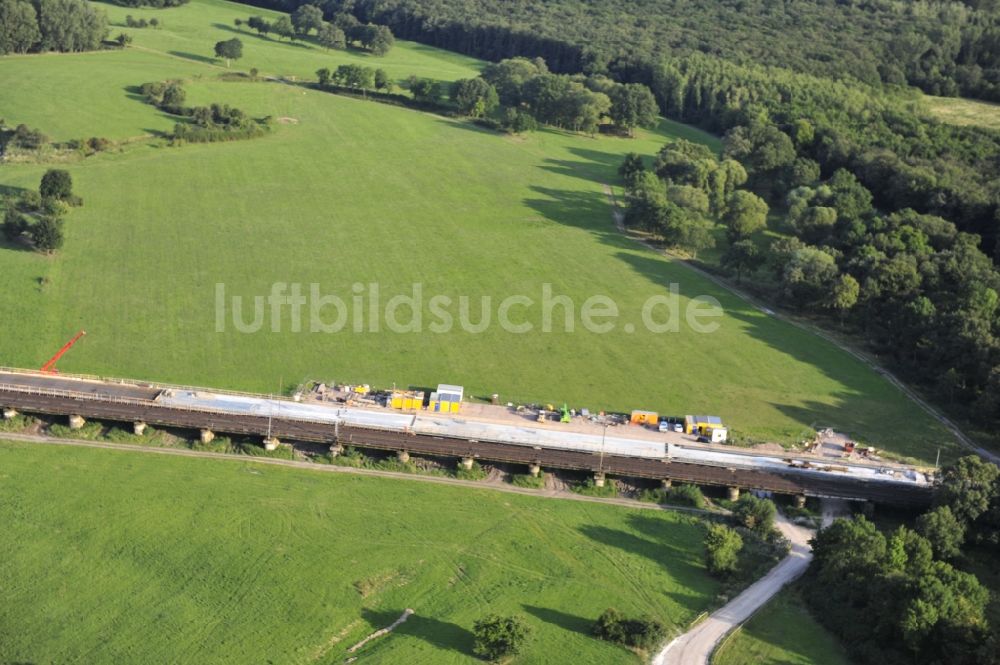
[40,330,86,373]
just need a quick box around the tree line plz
[235,4,394,55]
[0,0,108,54]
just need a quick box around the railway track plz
[0,375,932,506]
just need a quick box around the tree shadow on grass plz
[522,185,629,245]
[358,608,474,656]
[167,50,220,65]
[538,146,630,185]
[211,23,314,49]
[522,604,593,635]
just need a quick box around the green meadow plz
[0,440,718,663]
[712,587,852,665]
[0,0,959,462]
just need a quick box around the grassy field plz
[0,439,718,663]
[712,587,852,665]
[0,0,960,462]
[924,94,1000,132]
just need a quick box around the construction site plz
[0,357,933,507]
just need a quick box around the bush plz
[704,522,743,576]
[30,215,65,253]
[592,608,667,651]
[510,473,545,488]
[732,494,777,533]
[455,460,488,481]
[472,614,530,661]
[39,169,73,201]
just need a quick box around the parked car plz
[658,420,672,433]
[674,423,683,432]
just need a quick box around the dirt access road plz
[651,515,816,665]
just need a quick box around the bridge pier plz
[2,407,17,420]
[263,436,280,451]
[594,472,606,488]
[68,414,85,430]
[727,486,740,501]
[794,494,807,509]
[661,478,672,489]
[397,450,410,464]
[328,443,344,457]
[528,462,541,478]
[200,428,215,444]
[133,421,147,436]
[459,456,474,471]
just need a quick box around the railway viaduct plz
[0,371,932,507]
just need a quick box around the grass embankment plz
[0,439,718,664]
[0,0,958,463]
[712,587,852,665]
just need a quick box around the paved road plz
[652,516,815,665]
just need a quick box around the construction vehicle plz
[560,403,571,423]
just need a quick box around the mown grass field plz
[0,440,717,663]
[924,94,1000,132]
[712,587,852,665]
[0,0,960,462]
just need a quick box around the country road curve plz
[652,516,815,665]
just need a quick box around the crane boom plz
[40,330,86,373]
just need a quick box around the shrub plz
[39,169,73,201]
[30,215,65,253]
[592,608,667,651]
[732,494,777,533]
[704,522,743,576]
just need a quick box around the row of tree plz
[0,0,108,54]
[476,58,657,135]
[2,170,79,253]
[237,5,394,55]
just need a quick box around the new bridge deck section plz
[0,370,932,506]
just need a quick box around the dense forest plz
[235,0,1000,102]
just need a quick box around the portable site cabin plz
[684,415,724,435]
[390,390,425,410]
[630,410,659,426]
[429,384,463,413]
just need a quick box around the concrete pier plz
[661,478,673,489]
[2,407,17,420]
[133,421,147,436]
[397,450,410,463]
[200,428,215,444]
[263,436,280,451]
[795,494,807,508]
[528,462,541,478]
[594,472,606,488]
[328,443,344,458]
[68,414,85,430]
[727,486,740,501]
[459,456,474,471]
